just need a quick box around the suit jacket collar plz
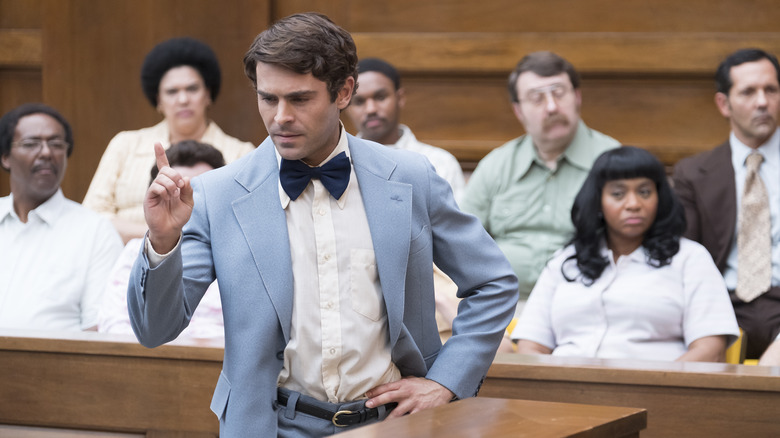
[232,139,294,341]
[348,135,412,347]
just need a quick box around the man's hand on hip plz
[365,376,454,419]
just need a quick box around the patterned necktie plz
[279,151,351,201]
[736,152,772,302]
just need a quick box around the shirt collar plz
[513,120,589,181]
[599,239,646,265]
[730,128,780,170]
[563,120,598,170]
[355,124,409,150]
[277,123,351,209]
[0,189,65,226]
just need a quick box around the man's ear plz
[397,87,406,110]
[1,154,9,171]
[715,92,731,119]
[337,76,355,110]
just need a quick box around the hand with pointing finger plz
[143,142,194,254]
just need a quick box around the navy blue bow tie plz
[279,152,351,201]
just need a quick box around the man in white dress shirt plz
[127,12,517,438]
[346,57,465,201]
[0,103,122,332]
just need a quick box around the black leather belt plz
[277,388,397,427]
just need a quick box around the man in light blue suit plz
[128,12,517,437]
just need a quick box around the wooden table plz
[334,397,646,438]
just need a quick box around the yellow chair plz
[725,328,747,364]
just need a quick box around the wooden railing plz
[482,353,780,438]
[0,330,223,437]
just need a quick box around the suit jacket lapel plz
[697,141,737,268]
[349,136,412,347]
[232,139,294,342]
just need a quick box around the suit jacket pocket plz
[210,372,231,420]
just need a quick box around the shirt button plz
[330,348,336,355]
[318,209,326,216]
[543,205,551,212]
[324,254,331,261]
[326,301,334,309]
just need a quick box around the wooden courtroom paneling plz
[280,0,780,173]
[0,0,41,29]
[482,353,780,438]
[0,330,223,437]
[278,0,778,33]
[0,0,43,197]
[40,0,271,201]
[2,0,780,200]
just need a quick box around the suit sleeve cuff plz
[144,232,182,268]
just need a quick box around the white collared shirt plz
[0,190,122,331]
[275,126,400,402]
[725,128,780,290]
[512,239,740,361]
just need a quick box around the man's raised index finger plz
[154,142,169,170]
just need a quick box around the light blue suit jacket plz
[128,134,518,437]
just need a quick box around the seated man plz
[461,51,619,306]
[0,103,122,332]
[673,48,780,359]
[98,140,225,339]
[346,57,465,201]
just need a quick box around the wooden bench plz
[482,353,780,438]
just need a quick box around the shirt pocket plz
[350,248,383,321]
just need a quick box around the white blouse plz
[512,238,740,361]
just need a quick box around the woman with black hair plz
[510,146,739,362]
[83,37,254,243]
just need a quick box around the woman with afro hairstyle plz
[83,37,254,242]
[508,146,740,362]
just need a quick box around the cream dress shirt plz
[83,120,255,223]
[275,126,400,402]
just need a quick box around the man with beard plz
[0,103,122,332]
[346,58,465,201]
[461,51,619,310]
[673,48,780,359]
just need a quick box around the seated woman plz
[98,140,225,340]
[83,37,254,243]
[510,146,739,362]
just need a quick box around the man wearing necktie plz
[128,12,518,438]
[673,48,780,360]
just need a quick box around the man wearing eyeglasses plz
[461,51,619,313]
[0,103,122,332]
